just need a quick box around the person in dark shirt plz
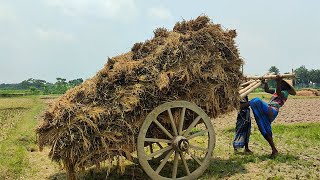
[233,96,252,153]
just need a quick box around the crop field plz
[0,94,319,179]
[0,97,44,179]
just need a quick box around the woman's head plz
[280,80,296,95]
[280,81,291,90]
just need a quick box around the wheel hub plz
[173,136,189,151]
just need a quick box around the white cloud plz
[148,7,173,21]
[36,28,74,42]
[45,0,137,21]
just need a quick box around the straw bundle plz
[36,16,243,178]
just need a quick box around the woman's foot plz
[244,148,253,154]
[270,150,278,158]
[234,148,240,154]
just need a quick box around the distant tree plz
[56,78,67,83]
[20,78,48,90]
[0,77,84,95]
[54,77,68,94]
[268,66,280,75]
[309,69,320,87]
[295,66,310,87]
[29,87,41,95]
[268,66,280,88]
[68,78,83,87]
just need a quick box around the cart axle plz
[173,136,189,152]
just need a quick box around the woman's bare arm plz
[263,81,275,94]
[275,75,285,98]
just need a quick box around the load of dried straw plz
[36,16,243,178]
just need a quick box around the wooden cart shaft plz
[239,73,295,99]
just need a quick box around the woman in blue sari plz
[242,76,296,157]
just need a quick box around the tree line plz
[268,65,320,88]
[0,78,83,95]
[1,65,319,95]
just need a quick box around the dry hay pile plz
[297,88,320,96]
[36,16,243,177]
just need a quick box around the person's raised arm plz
[275,75,285,98]
[263,80,275,94]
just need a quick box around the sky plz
[0,0,319,83]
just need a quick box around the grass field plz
[0,96,319,179]
[0,97,45,179]
[0,90,29,97]
[206,122,320,179]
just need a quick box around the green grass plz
[0,97,45,179]
[0,90,29,97]
[210,123,320,179]
[249,92,320,100]
[0,89,28,94]
[224,123,320,151]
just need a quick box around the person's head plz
[280,80,296,95]
[280,81,291,90]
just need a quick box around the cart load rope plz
[36,16,243,179]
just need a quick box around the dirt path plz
[23,97,65,180]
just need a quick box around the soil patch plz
[275,98,320,123]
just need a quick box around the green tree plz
[29,87,41,95]
[268,66,280,88]
[20,78,48,93]
[54,78,68,94]
[295,66,310,87]
[309,69,320,87]
[268,66,280,74]
[68,78,83,87]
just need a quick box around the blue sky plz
[0,0,319,83]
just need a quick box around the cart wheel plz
[137,101,215,180]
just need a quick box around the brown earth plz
[296,88,320,96]
[275,98,320,123]
[296,90,316,96]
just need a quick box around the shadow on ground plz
[204,153,298,179]
[49,153,298,180]
[49,165,147,180]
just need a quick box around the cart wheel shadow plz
[48,153,298,180]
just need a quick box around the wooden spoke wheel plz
[137,101,216,180]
